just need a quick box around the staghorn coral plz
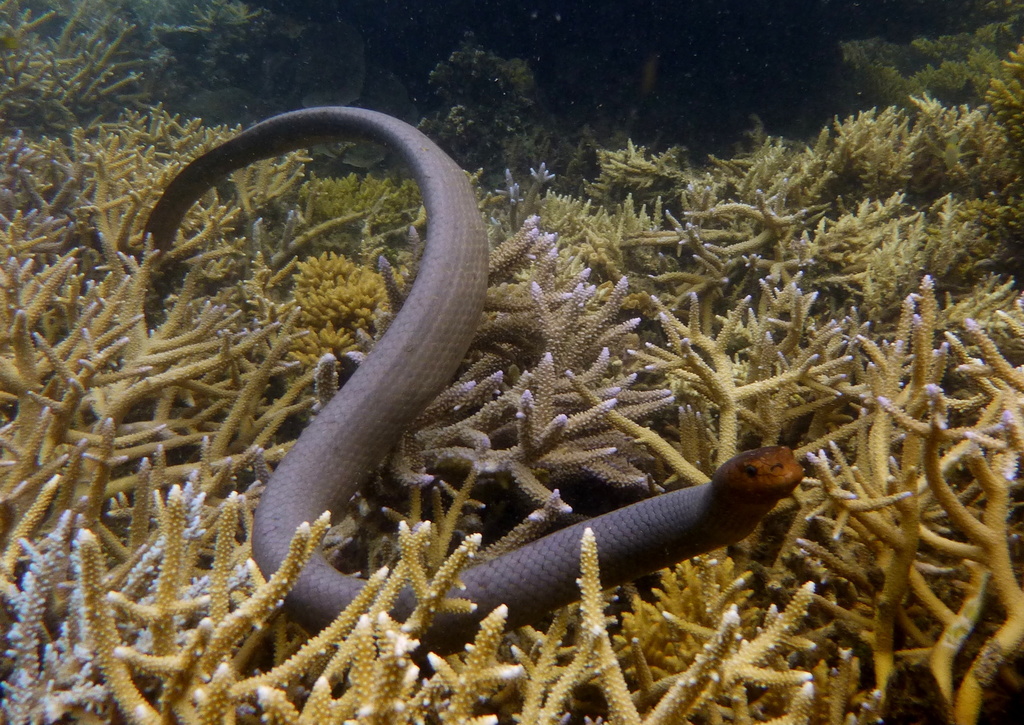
[585,140,688,208]
[0,473,818,724]
[781,280,1024,725]
[0,108,320,599]
[618,555,757,683]
[0,132,83,255]
[838,1,1023,110]
[590,278,1024,725]
[524,94,1017,329]
[987,40,1024,151]
[601,95,1017,328]
[629,279,854,468]
[396,215,674,511]
[0,0,154,135]
[982,39,1024,269]
[511,529,819,725]
[541,191,665,285]
[297,172,423,265]
[1,474,511,723]
[5,37,1024,725]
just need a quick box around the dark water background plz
[252,0,986,151]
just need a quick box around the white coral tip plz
[722,605,741,625]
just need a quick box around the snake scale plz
[143,107,803,654]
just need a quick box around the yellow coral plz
[0,0,151,134]
[542,192,664,283]
[980,40,1024,273]
[298,172,423,263]
[585,140,686,206]
[618,556,754,682]
[985,41,1024,151]
[290,251,388,365]
[8,29,1024,725]
[838,6,1020,110]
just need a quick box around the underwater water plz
[2,1,1024,723]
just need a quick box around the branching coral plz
[2,473,498,723]
[512,531,818,725]
[619,555,756,684]
[297,172,423,265]
[631,279,855,470]
[987,40,1024,151]
[0,132,82,255]
[541,191,665,284]
[783,279,1024,725]
[4,31,1024,725]
[72,108,307,264]
[838,1,1023,109]
[401,216,674,511]
[0,0,153,134]
[477,68,1021,722]
[0,109,317,603]
[0,231,312,544]
[2,461,814,724]
[983,39,1024,245]
[606,95,1015,328]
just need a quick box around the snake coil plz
[144,107,803,654]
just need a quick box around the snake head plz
[713,446,804,505]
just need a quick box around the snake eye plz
[744,464,758,477]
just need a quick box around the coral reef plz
[152,0,269,124]
[0,0,154,134]
[298,172,423,264]
[838,0,1024,109]
[288,251,388,365]
[419,42,562,183]
[3,16,1024,725]
[979,39,1024,276]
[535,93,1017,331]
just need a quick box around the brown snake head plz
[712,446,804,505]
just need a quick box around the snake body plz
[144,107,803,654]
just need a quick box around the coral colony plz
[3,1,1024,723]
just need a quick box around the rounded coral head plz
[712,446,803,504]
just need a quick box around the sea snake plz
[143,107,803,654]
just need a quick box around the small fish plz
[0,35,19,51]
[640,53,659,97]
[342,142,387,169]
